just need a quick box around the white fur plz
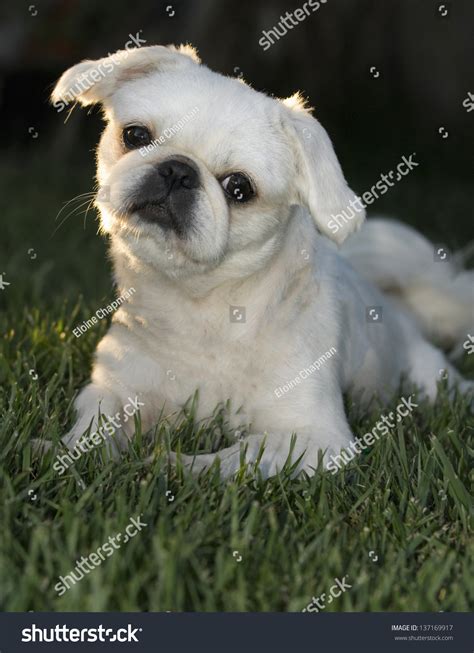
[51,45,473,478]
[341,218,474,349]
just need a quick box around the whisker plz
[52,198,94,236]
[55,192,95,221]
[83,197,98,230]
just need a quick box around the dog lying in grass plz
[48,44,473,478]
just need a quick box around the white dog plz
[50,44,473,478]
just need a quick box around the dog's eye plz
[123,125,152,149]
[220,173,255,203]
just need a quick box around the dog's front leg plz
[170,419,353,480]
[62,383,126,457]
[169,433,291,479]
[168,388,355,479]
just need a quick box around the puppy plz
[50,44,473,478]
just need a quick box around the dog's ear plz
[281,93,364,244]
[51,44,200,110]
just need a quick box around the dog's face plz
[52,45,364,280]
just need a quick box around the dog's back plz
[341,218,474,352]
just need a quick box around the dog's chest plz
[123,306,306,428]
[160,319,284,406]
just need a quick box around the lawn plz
[0,150,472,612]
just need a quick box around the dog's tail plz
[340,218,474,353]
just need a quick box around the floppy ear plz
[281,94,364,245]
[51,44,200,110]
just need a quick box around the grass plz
[0,150,473,612]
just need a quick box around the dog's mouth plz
[131,199,167,221]
[127,196,192,238]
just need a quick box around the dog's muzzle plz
[130,157,200,235]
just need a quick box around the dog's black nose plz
[131,157,200,234]
[157,159,200,191]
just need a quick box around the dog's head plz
[52,45,364,280]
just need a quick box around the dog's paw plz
[31,438,54,456]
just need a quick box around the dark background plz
[1,0,473,307]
